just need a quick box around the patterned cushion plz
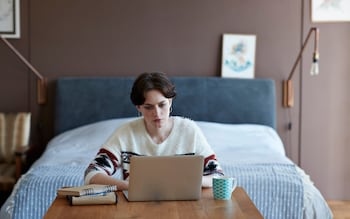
[0,113,31,163]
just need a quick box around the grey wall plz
[0,0,349,200]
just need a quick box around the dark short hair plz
[130,72,176,106]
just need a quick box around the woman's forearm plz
[89,173,129,191]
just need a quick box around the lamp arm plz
[0,35,47,104]
[0,36,43,80]
[287,27,318,81]
[282,27,319,108]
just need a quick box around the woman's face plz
[137,89,172,129]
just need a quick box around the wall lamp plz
[282,27,319,108]
[0,35,47,105]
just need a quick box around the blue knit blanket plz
[12,163,303,219]
[224,163,303,219]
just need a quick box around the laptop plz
[123,155,204,201]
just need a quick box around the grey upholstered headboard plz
[54,77,276,135]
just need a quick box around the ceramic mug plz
[212,176,237,200]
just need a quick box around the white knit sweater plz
[85,116,222,184]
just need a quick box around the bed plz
[0,76,332,219]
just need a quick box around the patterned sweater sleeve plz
[84,121,135,184]
[84,148,118,184]
[189,119,224,176]
[203,154,224,176]
[84,147,120,184]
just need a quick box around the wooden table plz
[44,187,263,219]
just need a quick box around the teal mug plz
[212,176,237,200]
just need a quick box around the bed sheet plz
[0,118,332,219]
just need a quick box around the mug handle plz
[231,178,238,193]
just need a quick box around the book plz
[57,184,117,197]
[68,192,118,205]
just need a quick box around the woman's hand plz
[202,175,214,188]
[89,173,129,191]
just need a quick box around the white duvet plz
[35,117,287,167]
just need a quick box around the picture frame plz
[221,34,256,79]
[311,0,350,22]
[0,0,21,38]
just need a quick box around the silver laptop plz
[123,155,204,201]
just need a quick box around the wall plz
[0,0,349,200]
[301,1,350,199]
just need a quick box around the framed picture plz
[221,34,256,79]
[0,0,21,38]
[311,0,350,22]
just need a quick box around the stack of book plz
[57,184,118,205]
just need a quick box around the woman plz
[84,72,223,190]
